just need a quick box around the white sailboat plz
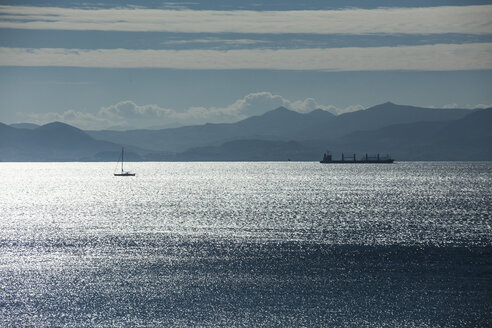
[114,147,136,176]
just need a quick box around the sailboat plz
[114,147,136,176]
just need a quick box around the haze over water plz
[1,162,491,326]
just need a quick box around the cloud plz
[24,109,121,130]
[20,92,366,129]
[175,92,367,120]
[288,100,366,115]
[98,100,174,120]
[21,92,491,130]
[219,92,289,117]
[1,43,491,71]
[162,38,268,47]
[437,103,492,109]
[0,5,491,35]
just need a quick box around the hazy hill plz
[87,103,471,153]
[233,107,332,137]
[156,108,492,161]
[2,103,488,162]
[87,107,327,153]
[432,108,492,160]
[298,102,475,140]
[0,121,143,161]
[330,107,492,160]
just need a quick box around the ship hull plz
[320,159,394,164]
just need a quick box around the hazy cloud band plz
[21,92,366,130]
[0,5,491,35]
[1,44,491,71]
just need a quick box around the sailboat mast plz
[121,147,124,173]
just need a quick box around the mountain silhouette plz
[0,121,143,161]
[144,107,491,161]
[299,102,475,140]
[87,103,471,153]
[2,103,489,161]
[310,107,492,161]
[88,106,324,153]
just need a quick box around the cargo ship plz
[320,152,394,164]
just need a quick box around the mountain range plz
[0,122,143,161]
[1,102,491,161]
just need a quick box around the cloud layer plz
[1,5,491,35]
[21,92,366,130]
[2,43,492,71]
[2,4,491,125]
[20,92,490,130]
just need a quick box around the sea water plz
[0,162,491,327]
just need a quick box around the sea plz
[0,162,491,327]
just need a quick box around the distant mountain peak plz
[308,108,335,117]
[37,121,83,131]
[371,101,399,109]
[367,102,422,112]
[259,106,299,118]
[0,122,17,133]
[269,106,291,113]
[40,121,73,127]
[35,121,91,140]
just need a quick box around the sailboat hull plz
[114,172,136,176]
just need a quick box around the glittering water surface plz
[1,162,491,327]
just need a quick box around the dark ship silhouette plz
[320,151,394,164]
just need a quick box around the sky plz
[0,0,491,130]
